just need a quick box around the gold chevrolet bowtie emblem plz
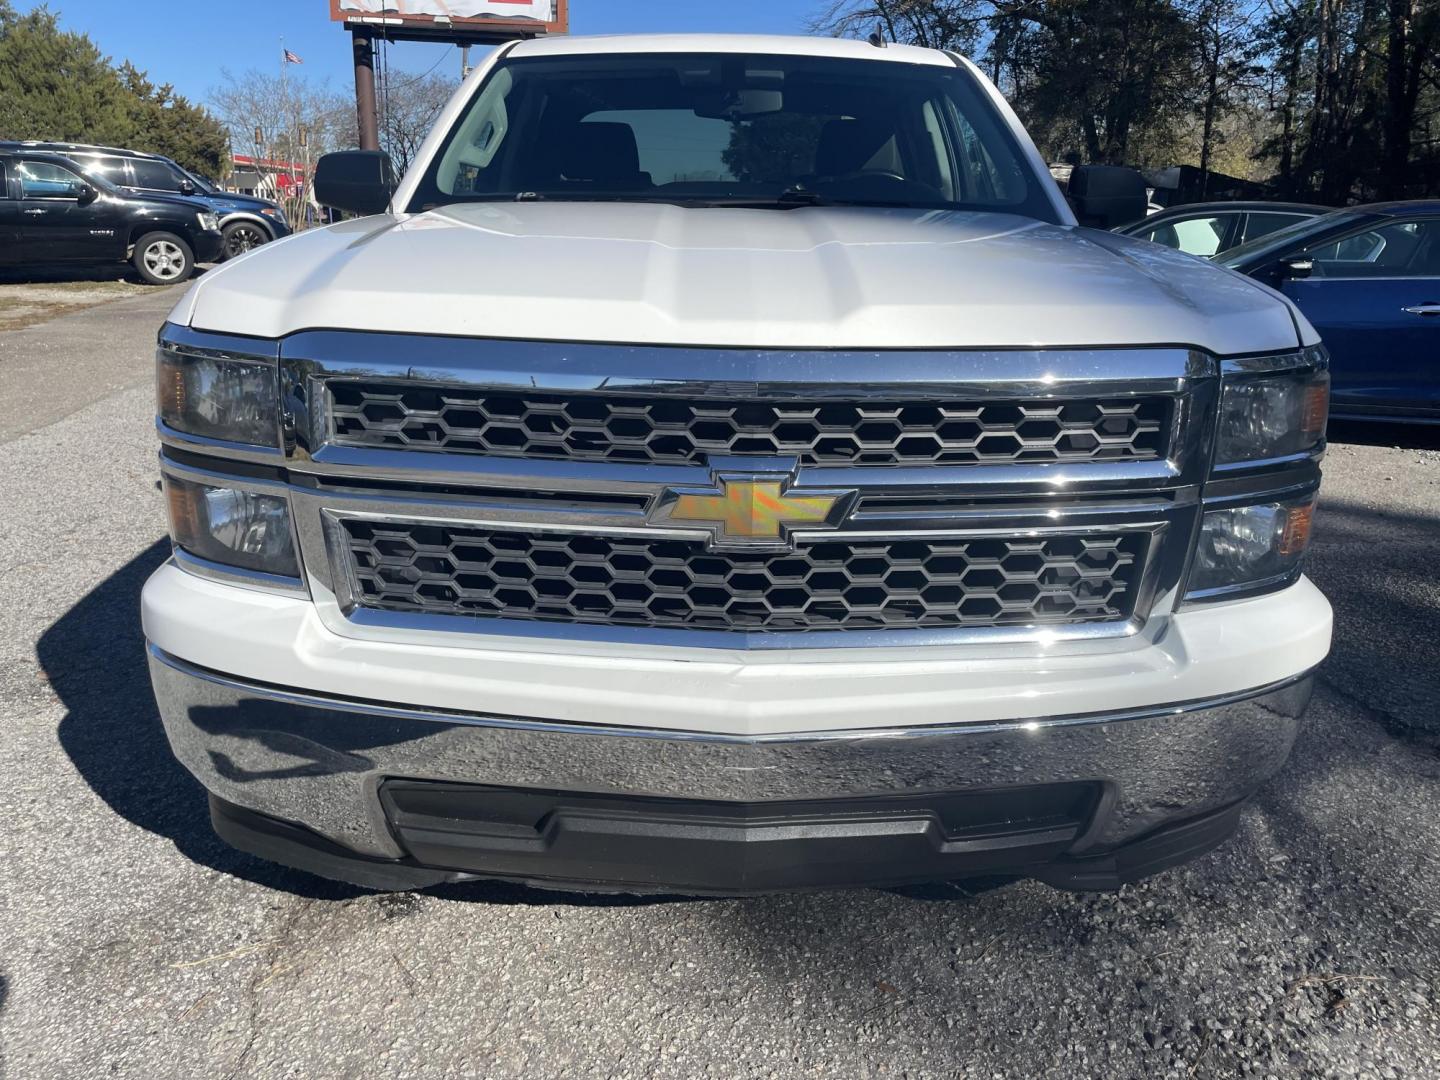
[654,476,857,551]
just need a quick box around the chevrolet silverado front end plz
[143,34,1331,894]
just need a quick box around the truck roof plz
[507,33,958,67]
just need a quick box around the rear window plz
[130,158,184,191]
[414,52,1056,220]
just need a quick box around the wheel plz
[222,220,270,260]
[132,232,194,285]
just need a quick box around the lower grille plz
[341,520,1147,633]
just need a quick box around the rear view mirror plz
[1068,165,1147,229]
[315,150,397,217]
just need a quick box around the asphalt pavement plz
[1,287,1439,1079]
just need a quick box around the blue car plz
[1219,202,1440,424]
[0,141,293,260]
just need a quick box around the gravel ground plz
[1,294,1439,1079]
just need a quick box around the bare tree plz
[376,70,461,174]
[211,68,351,228]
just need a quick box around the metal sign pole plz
[352,28,381,151]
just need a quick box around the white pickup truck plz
[144,33,1332,894]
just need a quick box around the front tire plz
[221,220,270,260]
[132,232,194,285]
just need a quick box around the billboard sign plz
[330,1,567,35]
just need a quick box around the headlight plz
[1186,495,1315,598]
[1214,348,1329,467]
[198,212,221,232]
[164,475,300,578]
[157,348,280,448]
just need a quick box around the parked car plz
[0,141,292,260]
[0,148,222,283]
[144,34,1331,895]
[1115,200,1328,258]
[1219,202,1440,424]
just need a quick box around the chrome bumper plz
[149,646,1312,881]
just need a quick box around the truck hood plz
[178,202,1303,354]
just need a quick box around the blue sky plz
[15,1,822,107]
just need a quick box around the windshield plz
[1217,210,1361,268]
[413,52,1056,220]
[180,167,217,194]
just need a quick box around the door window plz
[80,155,130,186]
[1140,215,1228,257]
[1306,220,1440,278]
[129,158,185,191]
[17,161,87,198]
[1241,212,1311,244]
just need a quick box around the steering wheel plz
[821,170,945,203]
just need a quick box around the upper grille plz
[328,383,1170,467]
[341,520,1147,633]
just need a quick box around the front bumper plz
[149,644,1315,894]
[192,229,224,263]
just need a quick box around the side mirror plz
[1067,165,1148,229]
[179,179,197,196]
[1281,257,1314,280]
[315,150,397,216]
[72,182,98,205]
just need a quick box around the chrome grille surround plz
[158,325,1221,650]
[328,382,1171,467]
[341,520,1148,632]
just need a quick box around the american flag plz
[283,49,303,64]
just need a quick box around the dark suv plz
[0,149,223,283]
[2,141,292,260]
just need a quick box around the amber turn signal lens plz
[1278,501,1315,558]
[1301,376,1330,441]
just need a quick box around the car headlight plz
[157,347,280,448]
[164,474,300,578]
[198,212,222,232]
[1214,347,1329,467]
[1187,495,1316,598]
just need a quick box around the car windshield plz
[180,168,218,194]
[1217,210,1361,267]
[413,52,1057,220]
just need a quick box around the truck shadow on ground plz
[38,540,679,908]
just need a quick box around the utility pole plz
[352,28,381,151]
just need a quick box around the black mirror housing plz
[73,182,98,205]
[315,150,397,217]
[179,180,197,196]
[1281,257,1314,280]
[1067,165,1148,229]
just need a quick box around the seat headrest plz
[813,117,896,178]
[560,122,641,184]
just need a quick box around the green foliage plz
[723,115,829,183]
[0,5,228,175]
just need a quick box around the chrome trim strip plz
[156,419,286,462]
[169,549,309,598]
[147,643,1317,743]
[285,331,1211,395]
[159,323,280,362]
[293,445,1193,495]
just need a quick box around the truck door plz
[0,161,18,266]
[15,158,125,263]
